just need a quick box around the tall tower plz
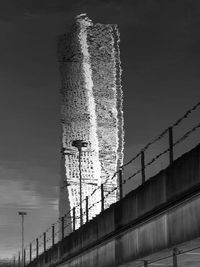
[58,14,124,229]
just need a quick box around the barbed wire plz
[174,122,200,147]
[173,101,200,127]
[64,221,72,230]
[123,121,200,185]
[90,171,118,197]
[54,230,60,237]
[123,147,170,185]
[122,100,200,169]
[46,237,52,244]
[81,108,200,215]
[60,103,200,227]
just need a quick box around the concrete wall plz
[27,144,200,267]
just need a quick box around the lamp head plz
[18,211,27,216]
[72,140,88,149]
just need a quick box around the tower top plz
[75,13,92,26]
[75,13,87,19]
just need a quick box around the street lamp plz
[72,140,88,226]
[18,211,27,267]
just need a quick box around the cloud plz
[0,179,41,208]
[0,163,59,210]
[0,176,59,259]
[48,198,59,211]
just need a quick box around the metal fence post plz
[73,207,76,231]
[36,238,39,259]
[173,248,178,267]
[101,184,104,212]
[86,196,89,222]
[141,151,145,184]
[61,216,65,240]
[169,127,174,165]
[43,232,46,253]
[23,249,26,267]
[52,224,55,247]
[118,168,123,200]
[29,243,32,263]
[18,252,20,267]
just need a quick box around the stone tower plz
[58,14,124,229]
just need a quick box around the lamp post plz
[72,140,88,226]
[18,211,27,267]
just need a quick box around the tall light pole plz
[72,140,88,226]
[18,211,27,267]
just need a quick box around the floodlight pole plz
[18,211,27,267]
[72,140,88,226]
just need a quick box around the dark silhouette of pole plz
[78,145,83,225]
[29,243,32,263]
[141,151,145,184]
[18,211,27,267]
[18,252,20,267]
[173,248,178,267]
[169,127,174,165]
[36,238,39,259]
[61,216,65,239]
[72,140,88,226]
[23,249,26,267]
[73,207,76,231]
[52,224,55,246]
[43,232,46,253]
[101,184,104,211]
[86,196,89,222]
[118,168,123,200]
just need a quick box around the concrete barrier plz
[27,144,200,267]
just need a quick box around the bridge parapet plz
[27,143,200,266]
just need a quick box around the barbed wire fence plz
[13,101,200,266]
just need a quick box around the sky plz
[0,0,200,259]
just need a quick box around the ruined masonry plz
[58,14,124,229]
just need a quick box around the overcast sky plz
[0,0,200,259]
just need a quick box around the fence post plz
[23,249,26,267]
[18,252,20,267]
[141,151,145,184]
[61,216,65,240]
[118,168,123,200]
[29,243,32,263]
[86,196,89,222]
[36,238,39,259]
[101,184,104,212]
[169,127,174,165]
[173,248,178,267]
[52,224,55,247]
[43,232,46,253]
[73,208,76,231]
[13,256,16,267]
[144,260,148,267]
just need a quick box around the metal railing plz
[13,100,200,266]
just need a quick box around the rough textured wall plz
[87,22,124,199]
[58,14,124,228]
